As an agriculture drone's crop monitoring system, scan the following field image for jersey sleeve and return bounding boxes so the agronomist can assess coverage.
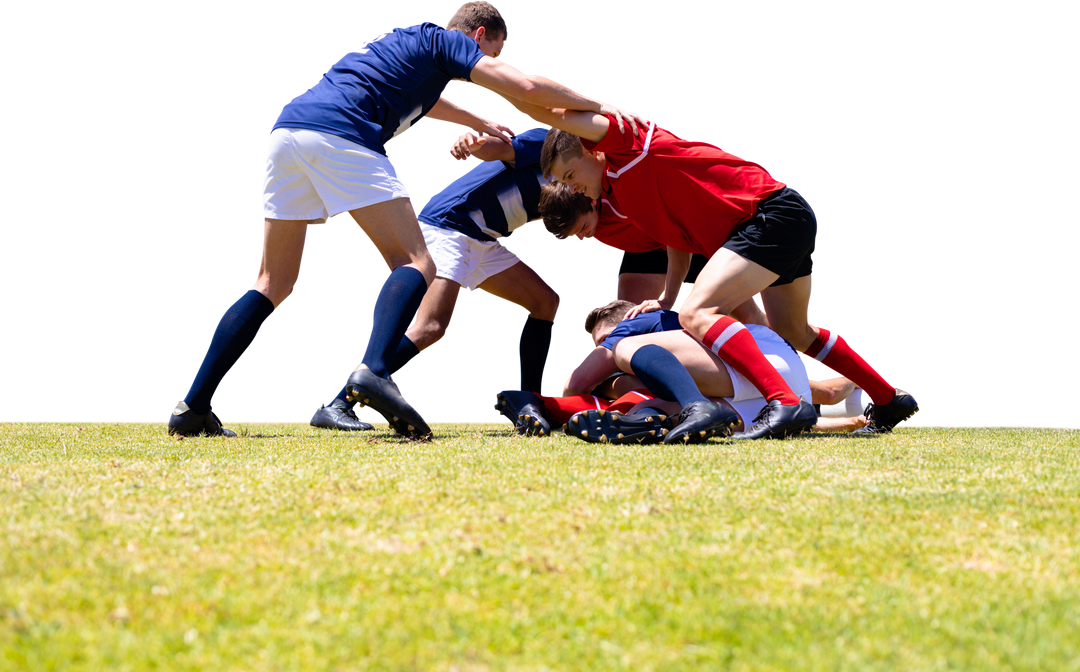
[430,26,486,81]
[508,128,548,168]
[581,115,641,155]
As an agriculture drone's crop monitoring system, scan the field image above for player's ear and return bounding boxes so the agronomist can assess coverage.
[475,26,486,41]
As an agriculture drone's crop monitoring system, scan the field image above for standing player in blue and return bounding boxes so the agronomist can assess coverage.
[168,2,643,439]
[310,128,561,431]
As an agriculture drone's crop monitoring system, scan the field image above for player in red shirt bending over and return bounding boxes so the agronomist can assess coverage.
[519,105,917,442]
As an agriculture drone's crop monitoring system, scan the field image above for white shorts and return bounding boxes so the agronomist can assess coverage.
[421,222,521,290]
[263,128,409,222]
[722,324,813,428]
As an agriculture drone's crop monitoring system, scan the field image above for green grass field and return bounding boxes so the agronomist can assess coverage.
[2,423,1078,671]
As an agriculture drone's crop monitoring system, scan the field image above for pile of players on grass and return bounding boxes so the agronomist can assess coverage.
[167,2,917,444]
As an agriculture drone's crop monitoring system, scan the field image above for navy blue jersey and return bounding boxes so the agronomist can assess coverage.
[600,310,684,350]
[418,128,548,242]
[273,23,484,156]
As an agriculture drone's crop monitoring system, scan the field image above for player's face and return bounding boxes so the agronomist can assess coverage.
[566,198,600,240]
[592,324,615,347]
[475,28,504,58]
[551,153,604,199]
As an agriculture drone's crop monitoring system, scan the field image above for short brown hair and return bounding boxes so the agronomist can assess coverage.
[538,181,593,239]
[447,2,507,41]
[540,128,584,180]
[585,300,636,337]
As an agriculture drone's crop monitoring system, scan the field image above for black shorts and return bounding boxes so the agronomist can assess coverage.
[619,249,710,283]
[721,187,816,286]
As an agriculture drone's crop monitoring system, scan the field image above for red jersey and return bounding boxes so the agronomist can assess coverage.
[592,198,663,253]
[582,116,785,256]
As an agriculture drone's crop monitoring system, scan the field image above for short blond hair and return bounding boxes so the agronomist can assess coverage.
[449,0,511,39]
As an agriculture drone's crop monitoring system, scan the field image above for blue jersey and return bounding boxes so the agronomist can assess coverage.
[600,310,684,350]
[418,128,548,242]
[273,23,484,156]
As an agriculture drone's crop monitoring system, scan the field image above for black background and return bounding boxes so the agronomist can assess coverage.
[8,6,1062,421]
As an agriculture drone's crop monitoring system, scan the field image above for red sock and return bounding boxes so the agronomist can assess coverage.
[701,316,800,405]
[804,328,895,406]
[608,390,655,414]
[540,391,657,423]
[542,395,609,425]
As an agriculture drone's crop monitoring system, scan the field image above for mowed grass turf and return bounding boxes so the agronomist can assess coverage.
[1,423,1078,671]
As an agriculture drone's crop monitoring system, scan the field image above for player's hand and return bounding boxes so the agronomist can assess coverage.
[450,132,487,160]
[475,119,514,143]
[625,299,663,319]
[597,103,647,137]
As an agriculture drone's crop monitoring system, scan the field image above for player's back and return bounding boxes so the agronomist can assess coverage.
[419,128,548,241]
[274,23,484,156]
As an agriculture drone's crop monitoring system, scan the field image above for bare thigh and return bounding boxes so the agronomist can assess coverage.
[611,331,737,398]
[679,248,778,338]
[348,198,435,284]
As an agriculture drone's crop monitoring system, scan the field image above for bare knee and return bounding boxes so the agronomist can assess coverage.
[678,306,720,340]
[409,315,449,350]
[771,320,816,352]
[531,288,560,322]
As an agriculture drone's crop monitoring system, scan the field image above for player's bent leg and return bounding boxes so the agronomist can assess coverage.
[761,277,918,433]
[479,262,559,393]
[308,280,460,436]
[169,219,310,437]
[341,198,433,439]
[403,277,462,351]
[612,332,738,399]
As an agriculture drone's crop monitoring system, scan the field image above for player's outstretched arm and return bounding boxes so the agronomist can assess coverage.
[428,97,514,143]
[449,132,516,162]
[469,56,645,139]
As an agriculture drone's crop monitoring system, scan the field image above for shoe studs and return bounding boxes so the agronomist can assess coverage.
[597,410,606,418]
[617,433,625,439]
[580,431,588,438]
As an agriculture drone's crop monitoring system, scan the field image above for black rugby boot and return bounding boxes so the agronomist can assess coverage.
[853,389,919,435]
[168,401,236,437]
[345,368,431,440]
[564,408,672,444]
[663,400,739,444]
[732,399,817,440]
[310,398,375,431]
[494,386,552,440]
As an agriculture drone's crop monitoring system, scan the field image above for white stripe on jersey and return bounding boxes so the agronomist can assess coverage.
[709,321,746,357]
[605,122,656,180]
[813,331,839,362]
[601,198,628,219]
[467,208,494,239]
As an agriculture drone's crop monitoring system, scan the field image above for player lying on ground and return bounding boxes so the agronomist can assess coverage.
[168,2,644,439]
[528,119,917,442]
[496,300,868,443]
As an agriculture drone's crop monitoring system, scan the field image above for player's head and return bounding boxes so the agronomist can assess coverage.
[539,181,598,240]
[585,300,636,346]
[541,129,605,198]
[448,2,507,58]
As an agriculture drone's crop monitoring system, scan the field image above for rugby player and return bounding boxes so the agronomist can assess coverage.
[516,106,917,441]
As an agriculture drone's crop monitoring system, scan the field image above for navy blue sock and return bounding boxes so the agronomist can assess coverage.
[332,336,421,407]
[361,267,427,378]
[519,317,553,393]
[184,290,275,414]
[629,345,708,406]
